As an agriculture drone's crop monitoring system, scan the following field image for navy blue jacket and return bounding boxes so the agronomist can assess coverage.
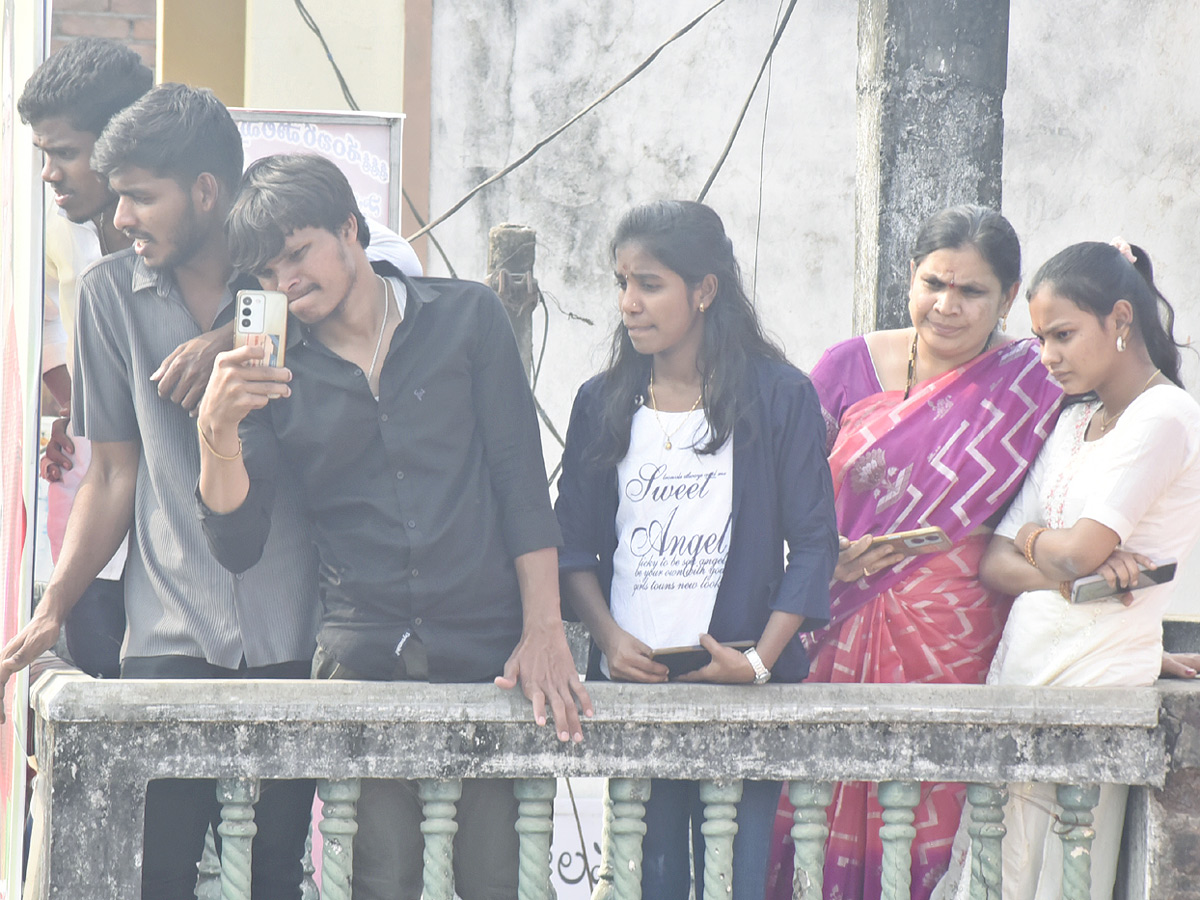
[555,357,837,682]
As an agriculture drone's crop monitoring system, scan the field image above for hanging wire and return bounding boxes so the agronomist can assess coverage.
[751,0,788,299]
[696,0,799,202]
[402,187,458,277]
[293,0,360,110]
[406,0,733,242]
[293,0,459,276]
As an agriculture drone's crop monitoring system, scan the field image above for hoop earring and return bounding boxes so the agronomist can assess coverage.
[699,304,706,312]
[1117,334,1127,352]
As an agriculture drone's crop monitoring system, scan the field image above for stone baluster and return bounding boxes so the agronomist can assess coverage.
[878,780,921,900]
[300,825,319,900]
[966,783,1007,899]
[1056,783,1100,900]
[591,779,618,900]
[196,825,222,900]
[699,779,742,900]
[317,778,361,900]
[608,778,652,900]
[216,778,260,900]
[789,781,833,899]
[515,778,557,900]
[419,778,462,900]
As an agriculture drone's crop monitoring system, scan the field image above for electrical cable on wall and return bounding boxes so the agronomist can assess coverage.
[293,0,459,277]
[406,0,733,243]
[751,0,788,301]
[695,0,799,203]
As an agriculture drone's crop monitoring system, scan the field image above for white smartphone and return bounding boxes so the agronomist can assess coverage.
[1070,558,1177,603]
[234,290,288,368]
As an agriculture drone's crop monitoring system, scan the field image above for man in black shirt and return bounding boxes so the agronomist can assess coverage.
[197,153,591,899]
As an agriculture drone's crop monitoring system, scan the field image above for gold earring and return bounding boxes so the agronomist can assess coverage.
[1117,334,1127,352]
[999,314,1008,331]
[699,304,706,312]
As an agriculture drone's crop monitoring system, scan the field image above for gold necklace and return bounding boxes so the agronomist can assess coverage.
[647,369,703,450]
[366,275,394,398]
[903,332,919,399]
[904,329,994,399]
[1097,368,1161,433]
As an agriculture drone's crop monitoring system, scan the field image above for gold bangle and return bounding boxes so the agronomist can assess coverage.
[1023,526,1048,568]
[197,422,242,461]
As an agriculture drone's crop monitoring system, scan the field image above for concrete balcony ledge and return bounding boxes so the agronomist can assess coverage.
[28,667,1200,899]
[31,670,1172,786]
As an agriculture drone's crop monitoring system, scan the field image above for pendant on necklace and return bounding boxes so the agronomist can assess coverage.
[664,440,672,450]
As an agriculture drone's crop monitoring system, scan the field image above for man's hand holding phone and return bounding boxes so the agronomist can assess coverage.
[197,341,292,447]
[195,342,292,516]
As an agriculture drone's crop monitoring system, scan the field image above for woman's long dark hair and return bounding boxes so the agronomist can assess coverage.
[1027,241,1184,387]
[590,200,787,468]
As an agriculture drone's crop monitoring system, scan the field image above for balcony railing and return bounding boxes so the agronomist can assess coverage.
[24,665,1200,900]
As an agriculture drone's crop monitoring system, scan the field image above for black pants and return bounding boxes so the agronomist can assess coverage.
[122,655,314,900]
[63,573,125,678]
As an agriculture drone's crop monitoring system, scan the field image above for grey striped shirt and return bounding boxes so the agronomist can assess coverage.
[72,249,319,667]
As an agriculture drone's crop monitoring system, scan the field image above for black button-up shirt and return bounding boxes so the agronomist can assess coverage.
[200,265,562,681]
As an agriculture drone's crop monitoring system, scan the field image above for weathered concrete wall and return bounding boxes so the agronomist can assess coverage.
[1120,682,1200,900]
[426,0,1200,612]
[426,0,859,437]
[855,0,1009,331]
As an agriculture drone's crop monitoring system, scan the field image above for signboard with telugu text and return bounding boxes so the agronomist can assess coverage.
[232,109,404,231]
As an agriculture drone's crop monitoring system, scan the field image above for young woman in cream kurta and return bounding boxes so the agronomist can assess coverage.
[935,240,1200,900]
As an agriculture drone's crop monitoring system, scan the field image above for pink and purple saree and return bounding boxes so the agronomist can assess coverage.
[767,336,1062,900]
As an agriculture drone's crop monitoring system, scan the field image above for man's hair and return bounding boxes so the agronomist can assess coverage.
[91,83,243,196]
[226,154,370,276]
[18,37,153,135]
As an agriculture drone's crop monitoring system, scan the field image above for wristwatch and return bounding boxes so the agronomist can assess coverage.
[744,647,771,685]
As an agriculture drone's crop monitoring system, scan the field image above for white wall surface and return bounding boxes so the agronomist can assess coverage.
[425,0,1200,614]
[243,0,405,112]
[427,0,858,444]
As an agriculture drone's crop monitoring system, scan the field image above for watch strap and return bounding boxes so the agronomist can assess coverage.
[744,647,771,684]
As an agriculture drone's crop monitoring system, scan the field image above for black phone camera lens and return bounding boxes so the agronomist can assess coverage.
[241,319,252,327]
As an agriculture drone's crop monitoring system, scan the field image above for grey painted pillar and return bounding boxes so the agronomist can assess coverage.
[854,0,1010,332]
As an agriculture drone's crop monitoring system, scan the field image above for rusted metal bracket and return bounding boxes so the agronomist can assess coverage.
[487,267,540,319]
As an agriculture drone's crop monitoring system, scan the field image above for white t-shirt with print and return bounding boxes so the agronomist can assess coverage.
[604,407,733,676]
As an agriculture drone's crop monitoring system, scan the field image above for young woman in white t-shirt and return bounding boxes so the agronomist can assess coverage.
[554,200,838,900]
[934,240,1200,900]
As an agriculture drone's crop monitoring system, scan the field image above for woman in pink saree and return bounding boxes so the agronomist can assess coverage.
[767,206,1063,900]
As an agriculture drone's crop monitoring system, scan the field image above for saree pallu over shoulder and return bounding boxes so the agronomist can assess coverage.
[810,339,1062,640]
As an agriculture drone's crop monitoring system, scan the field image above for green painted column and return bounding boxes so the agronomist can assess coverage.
[515,778,557,900]
[789,781,833,898]
[317,778,360,900]
[966,783,1006,899]
[1057,783,1101,900]
[608,777,652,900]
[217,777,260,900]
[419,778,463,900]
[878,780,921,900]
[700,779,742,900]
